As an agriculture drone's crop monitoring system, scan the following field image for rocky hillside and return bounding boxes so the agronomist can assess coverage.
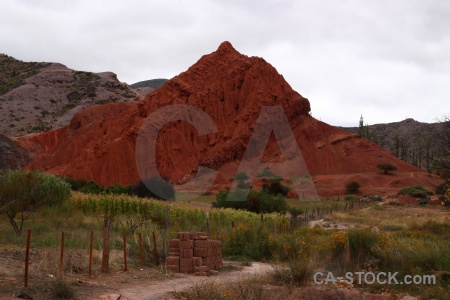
[341,118,446,170]
[17,42,443,196]
[0,54,145,136]
[0,134,30,169]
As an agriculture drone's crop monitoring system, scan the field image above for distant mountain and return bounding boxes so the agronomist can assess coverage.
[340,118,445,170]
[129,79,168,89]
[0,54,144,136]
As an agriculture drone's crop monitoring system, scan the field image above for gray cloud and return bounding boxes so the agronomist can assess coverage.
[1,0,448,126]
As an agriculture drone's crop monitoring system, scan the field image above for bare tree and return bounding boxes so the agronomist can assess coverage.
[432,115,450,176]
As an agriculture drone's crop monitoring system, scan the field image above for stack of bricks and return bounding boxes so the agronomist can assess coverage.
[166,232,223,276]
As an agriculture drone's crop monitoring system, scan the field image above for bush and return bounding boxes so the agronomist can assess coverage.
[235,172,249,181]
[344,195,357,201]
[51,279,75,299]
[377,163,397,175]
[262,178,290,196]
[64,177,133,196]
[212,189,288,214]
[132,177,175,201]
[288,207,303,218]
[237,180,252,189]
[345,181,361,194]
[435,182,447,195]
[397,185,433,198]
[257,167,275,178]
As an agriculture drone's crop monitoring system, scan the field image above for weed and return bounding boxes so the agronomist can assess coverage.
[51,279,75,299]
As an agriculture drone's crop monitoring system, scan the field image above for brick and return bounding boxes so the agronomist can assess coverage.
[206,256,214,264]
[166,265,180,273]
[166,256,179,266]
[169,247,179,253]
[194,240,208,248]
[179,240,194,249]
[180,266,193,273]
[169,239,180,248]
[180,258,193,267]
[207,247,214,256]
[182,249,193,258]
[195,266,209,272]
[193,247,208,257]
[168,252,179,257]
[210,270,219,276]
[194,257,202,266]
[191,232,208,240]
[195,271,209,276]
[201,257,207,266]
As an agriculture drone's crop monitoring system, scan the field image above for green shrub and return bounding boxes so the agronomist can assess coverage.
[377,163,397,175]
[344,195,357,201]
[33,173,71,206]
[64,177,133,196]
[262,178,290,196]
[235,172,249,181]
[212,189,288,214]
[345,181,361,194]
[237,180,252,189]
[257,167,275,178]
[51,279,75,299]
[398,185,433,198]
[288,207,304,218]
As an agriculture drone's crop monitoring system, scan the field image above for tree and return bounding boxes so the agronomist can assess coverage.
[345,181,361,194]
[377,163,397,175]
[132,177,175,201]
[432,116,450,176]
[0,170,70,236]
[235,172,249,181]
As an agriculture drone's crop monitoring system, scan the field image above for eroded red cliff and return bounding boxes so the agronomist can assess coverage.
[17,41,440,195]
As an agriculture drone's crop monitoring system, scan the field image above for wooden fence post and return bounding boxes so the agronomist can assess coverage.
[24,229,31,287]
[89,231,93,277]
[139,233,144,268]
[123,232,128,272]
[206,212,211,239]
[59,231,65,278]
[152,231,159,266]
[162,206,170,259]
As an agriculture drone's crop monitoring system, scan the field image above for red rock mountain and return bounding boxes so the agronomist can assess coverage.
[17,42,442,196]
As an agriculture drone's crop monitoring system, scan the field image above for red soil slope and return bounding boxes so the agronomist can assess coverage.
[17,42,443,196]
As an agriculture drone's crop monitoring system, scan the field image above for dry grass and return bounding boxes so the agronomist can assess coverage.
[174,276,269,300]
[328,204,448,230]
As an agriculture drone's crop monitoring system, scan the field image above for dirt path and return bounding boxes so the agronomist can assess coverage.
[80,262,273,300]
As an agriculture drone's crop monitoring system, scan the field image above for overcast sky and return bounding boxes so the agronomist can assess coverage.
[1,0,449,126]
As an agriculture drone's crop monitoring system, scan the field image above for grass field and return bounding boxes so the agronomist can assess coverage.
[1,191,449,299]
